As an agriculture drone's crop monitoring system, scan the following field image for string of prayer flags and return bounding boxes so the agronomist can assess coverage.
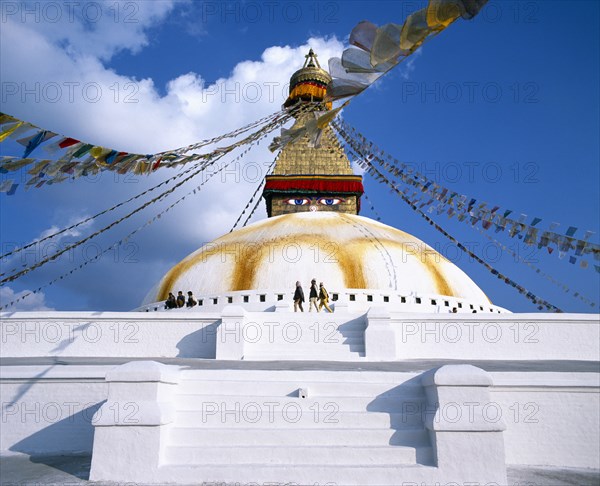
[349,143,562,311]
[0,132,273,310]
[0,121,26,142]
[269,102,346,152]
[230,157,278,232]
[0,109,292,194]
[342,136,562,312]
[0,111,289,283]
[0,180,18,195]
[326,0,488,103]
[333,118,600,263]
[361,191,383,222]
[475,225,597,308]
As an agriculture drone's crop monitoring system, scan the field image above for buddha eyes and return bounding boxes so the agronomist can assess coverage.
[318,198,343,206]
[285,197,344,206]
[286,198,310,206]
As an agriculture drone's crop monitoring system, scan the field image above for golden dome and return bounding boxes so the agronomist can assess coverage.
[142,212,496,309]
[284,49,332,108]
[289,60,332,89]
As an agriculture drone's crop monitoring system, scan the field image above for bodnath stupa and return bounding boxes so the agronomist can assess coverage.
[141,50,505,316]
[1,50,598,486]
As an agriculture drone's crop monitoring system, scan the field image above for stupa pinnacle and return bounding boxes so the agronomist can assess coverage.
[263,49,364,217]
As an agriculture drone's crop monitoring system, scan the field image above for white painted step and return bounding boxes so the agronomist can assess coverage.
[238,325,367,341]
[174,394,426,412]
[164,444,432,466]
[177,379,423,397]
[173,410,425,428]
[179,369,421,383]
[240,332,366,347]
[155,463,437,485]
[244,346,366,354]
[243,353,366,361]
[168,426,430,447]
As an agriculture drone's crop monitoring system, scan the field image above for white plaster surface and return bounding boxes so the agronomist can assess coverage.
[2,311,597,361]
[0,311,219,358]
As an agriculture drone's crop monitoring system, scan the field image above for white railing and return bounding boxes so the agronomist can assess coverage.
[135,288,510,314]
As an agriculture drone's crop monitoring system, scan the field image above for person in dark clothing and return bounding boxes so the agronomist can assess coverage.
[309,278,319,312]
[176,291,185,308]
[293,281,305,312]
[186,291,197,307]
[165,292,177,309]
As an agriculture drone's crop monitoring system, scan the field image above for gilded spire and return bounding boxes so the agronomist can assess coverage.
[262,50,364,218]
[304,48,319,68]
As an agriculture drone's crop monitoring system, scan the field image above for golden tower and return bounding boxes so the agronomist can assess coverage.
[263,49,364,217]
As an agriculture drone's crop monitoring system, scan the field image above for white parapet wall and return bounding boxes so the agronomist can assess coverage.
[0,311,219,358]
[0,365,110,454]
[490,372,600,469]
[388,312,600,361]
[2,310,598,362]
[89,361,180,482]
[422,364,508,484]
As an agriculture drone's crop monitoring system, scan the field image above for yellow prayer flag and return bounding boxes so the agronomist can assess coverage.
[426,0,461,29]
[0,114,17,125]
[0,122,23,143]
[316,100,350,129]
[400,8,432,51]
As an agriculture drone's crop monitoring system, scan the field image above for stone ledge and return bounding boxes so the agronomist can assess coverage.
[105,361,180,384]
[422,364,493,387]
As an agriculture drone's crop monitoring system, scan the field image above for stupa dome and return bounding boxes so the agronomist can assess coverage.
[142,212,494,308]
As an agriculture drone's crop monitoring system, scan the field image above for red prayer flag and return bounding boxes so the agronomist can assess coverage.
[59,137,80,148]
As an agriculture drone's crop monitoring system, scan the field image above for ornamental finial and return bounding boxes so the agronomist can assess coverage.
[304,48,321,69]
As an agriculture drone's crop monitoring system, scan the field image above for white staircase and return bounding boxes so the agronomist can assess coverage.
[90,362,508,485]
[237,311,368,361]
[157,369,434,484]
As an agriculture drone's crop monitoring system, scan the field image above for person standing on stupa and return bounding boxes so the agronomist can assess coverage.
[293,281,305,312]
[318,282,333,313]
[309,279,319,312]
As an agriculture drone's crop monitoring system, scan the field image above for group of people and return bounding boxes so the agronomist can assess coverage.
[293,279,332,313]
[165,291,197,309]
[165,280,333,312]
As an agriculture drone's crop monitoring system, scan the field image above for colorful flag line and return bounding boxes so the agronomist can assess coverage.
[333,119,599,264]
[0,108,293,194]
[0,132,272,311]
[0,112,291,285]
[340,128,563,312]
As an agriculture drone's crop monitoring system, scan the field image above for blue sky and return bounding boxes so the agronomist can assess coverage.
[0,0,598,313]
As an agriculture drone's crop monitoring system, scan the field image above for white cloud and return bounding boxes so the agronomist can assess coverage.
[0,286,55,311]
[38,214,93,240]
[0,2,345,310]
[2,1,179,61]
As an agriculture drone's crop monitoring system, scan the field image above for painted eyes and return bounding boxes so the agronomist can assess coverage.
[286,197,344,206]
[318,198,343,206]
[286,198,311,206]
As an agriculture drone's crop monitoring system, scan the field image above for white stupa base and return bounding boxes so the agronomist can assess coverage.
[1,309,598,484]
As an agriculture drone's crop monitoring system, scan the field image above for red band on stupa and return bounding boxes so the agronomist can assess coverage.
[264,175,364,195]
